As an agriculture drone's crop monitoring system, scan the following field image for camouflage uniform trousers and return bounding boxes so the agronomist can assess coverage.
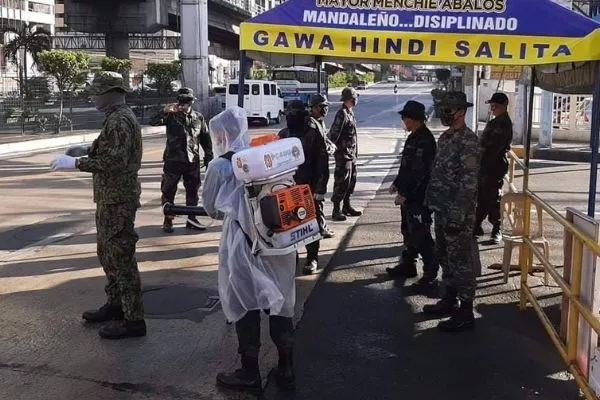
[331,154,357,204]
[96,202,144,321]
[475,174,504,227]
[401,205,438,278]
[306,198,328,262]
[434,211,479,301]
[161,161,201,207]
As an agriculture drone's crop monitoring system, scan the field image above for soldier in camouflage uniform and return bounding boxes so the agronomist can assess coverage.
[153,88,213,233]
[328,87,362,221]
[474,93,513,244]
[50,71,146,340]
[423,91,480,333]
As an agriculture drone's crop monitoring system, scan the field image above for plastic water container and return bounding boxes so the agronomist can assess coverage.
[232,137,305,182]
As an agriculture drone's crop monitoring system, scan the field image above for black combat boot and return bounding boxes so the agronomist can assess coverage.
[332,203,347,222]
[386,259,417,279]
[423,289,458,316]
[342,200,362,217]
[273,346,295,390]
[162,217,174,233]
[438,300,475,332]
[98,319,147,339]
[82,303,124,323]
[186,216,207,231]
[411,276,439,294]
[490,224,502,244]
[216,354,262,395]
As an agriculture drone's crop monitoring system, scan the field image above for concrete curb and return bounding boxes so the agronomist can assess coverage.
[533,147,595,163]
[0,126,165,157]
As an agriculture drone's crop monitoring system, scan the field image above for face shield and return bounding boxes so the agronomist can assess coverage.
[209,106,250,158]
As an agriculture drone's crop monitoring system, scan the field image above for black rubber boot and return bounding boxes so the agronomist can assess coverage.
[386,260,417,279]
[438,300,475,332]
[98,320,147,339]
[491,225,502,244]
[342,200,362,217]
[186,216,207,231]
[162,217,174,233]
[216,355,262,395]
[423,291,458,316]
[332,203,347,222]
[270,316,295,391]
[82,303,124,323]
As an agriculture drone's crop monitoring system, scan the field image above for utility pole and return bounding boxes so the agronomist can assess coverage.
[180,0,209,114]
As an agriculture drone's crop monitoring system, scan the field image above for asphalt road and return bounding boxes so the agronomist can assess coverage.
[0,81,590,399]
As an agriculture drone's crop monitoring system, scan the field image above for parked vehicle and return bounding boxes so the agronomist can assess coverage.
[226,80,284,125]
[271,66,328,107]
[213,86,226,109]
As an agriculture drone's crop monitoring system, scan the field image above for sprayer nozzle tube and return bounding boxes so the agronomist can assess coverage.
[163,203,208,217]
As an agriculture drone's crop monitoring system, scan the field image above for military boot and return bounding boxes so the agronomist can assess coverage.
[98,319,147,339]
[386,259,417,279]
[82,303,124,323]
[216,354,262,395]
[423,289,458,316]
[411,276,439,294]
[491,224,502,244]
[438,300,475,332]
[332,203,347,222]
[186,216,207,231]
[162,217,174,233]
[342,200,362,217]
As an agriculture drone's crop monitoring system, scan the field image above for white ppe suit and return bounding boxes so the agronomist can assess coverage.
[202,107,296,323]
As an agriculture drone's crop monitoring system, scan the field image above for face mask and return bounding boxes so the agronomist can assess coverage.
[440,108,457,126]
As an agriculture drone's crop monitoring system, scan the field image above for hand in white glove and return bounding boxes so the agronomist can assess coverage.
[50,154,77,171]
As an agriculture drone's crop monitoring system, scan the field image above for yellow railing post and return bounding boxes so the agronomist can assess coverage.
[567,240,584,363]
[518,166,531,311]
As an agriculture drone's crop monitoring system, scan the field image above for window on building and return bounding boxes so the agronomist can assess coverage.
[29,1,52,14]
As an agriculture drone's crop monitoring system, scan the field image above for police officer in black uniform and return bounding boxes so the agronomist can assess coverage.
[328,87,362,221]
[286,96,334,275]
[474,92,513,244]
[154,88,213,233]
[386,101,439,289]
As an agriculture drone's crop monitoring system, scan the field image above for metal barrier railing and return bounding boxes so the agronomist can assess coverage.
[505,148,600,400]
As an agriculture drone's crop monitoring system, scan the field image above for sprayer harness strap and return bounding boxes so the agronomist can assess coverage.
[220,151,253,249]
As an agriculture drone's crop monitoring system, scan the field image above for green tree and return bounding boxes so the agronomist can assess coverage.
[2,23,51,97]
[38,50,90,134]
[100,56,132,75]
[146,61,182,97]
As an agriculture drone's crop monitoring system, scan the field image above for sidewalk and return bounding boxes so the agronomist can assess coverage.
[0,126,166,157]
[262,170,580,400]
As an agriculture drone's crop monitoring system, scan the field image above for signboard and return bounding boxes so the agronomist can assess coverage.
[490,65,521,80]
[561,208,600,377]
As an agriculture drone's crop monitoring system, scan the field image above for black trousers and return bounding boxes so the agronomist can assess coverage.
[161,161,201,208]
[306,198,327,262]
[475,174,504,228]
[400,205,438,278]
[235,310,294,370]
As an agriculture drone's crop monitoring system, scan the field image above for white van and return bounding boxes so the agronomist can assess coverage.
[226,80,284,125]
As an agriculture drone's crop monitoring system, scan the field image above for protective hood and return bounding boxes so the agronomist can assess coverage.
[209,106,250,157]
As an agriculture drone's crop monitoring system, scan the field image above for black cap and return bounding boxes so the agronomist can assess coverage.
[177,87,196,102]
[398,100,426,121]
[486,92,509,105]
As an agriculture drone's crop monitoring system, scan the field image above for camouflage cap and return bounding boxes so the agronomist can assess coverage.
[88,71,131,95]
[439,91,473,109]
[177,87,196,101]
[341,87,359,101]
[309,93,328,107]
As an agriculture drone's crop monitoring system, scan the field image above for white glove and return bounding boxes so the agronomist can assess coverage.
[50,155,77,171]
